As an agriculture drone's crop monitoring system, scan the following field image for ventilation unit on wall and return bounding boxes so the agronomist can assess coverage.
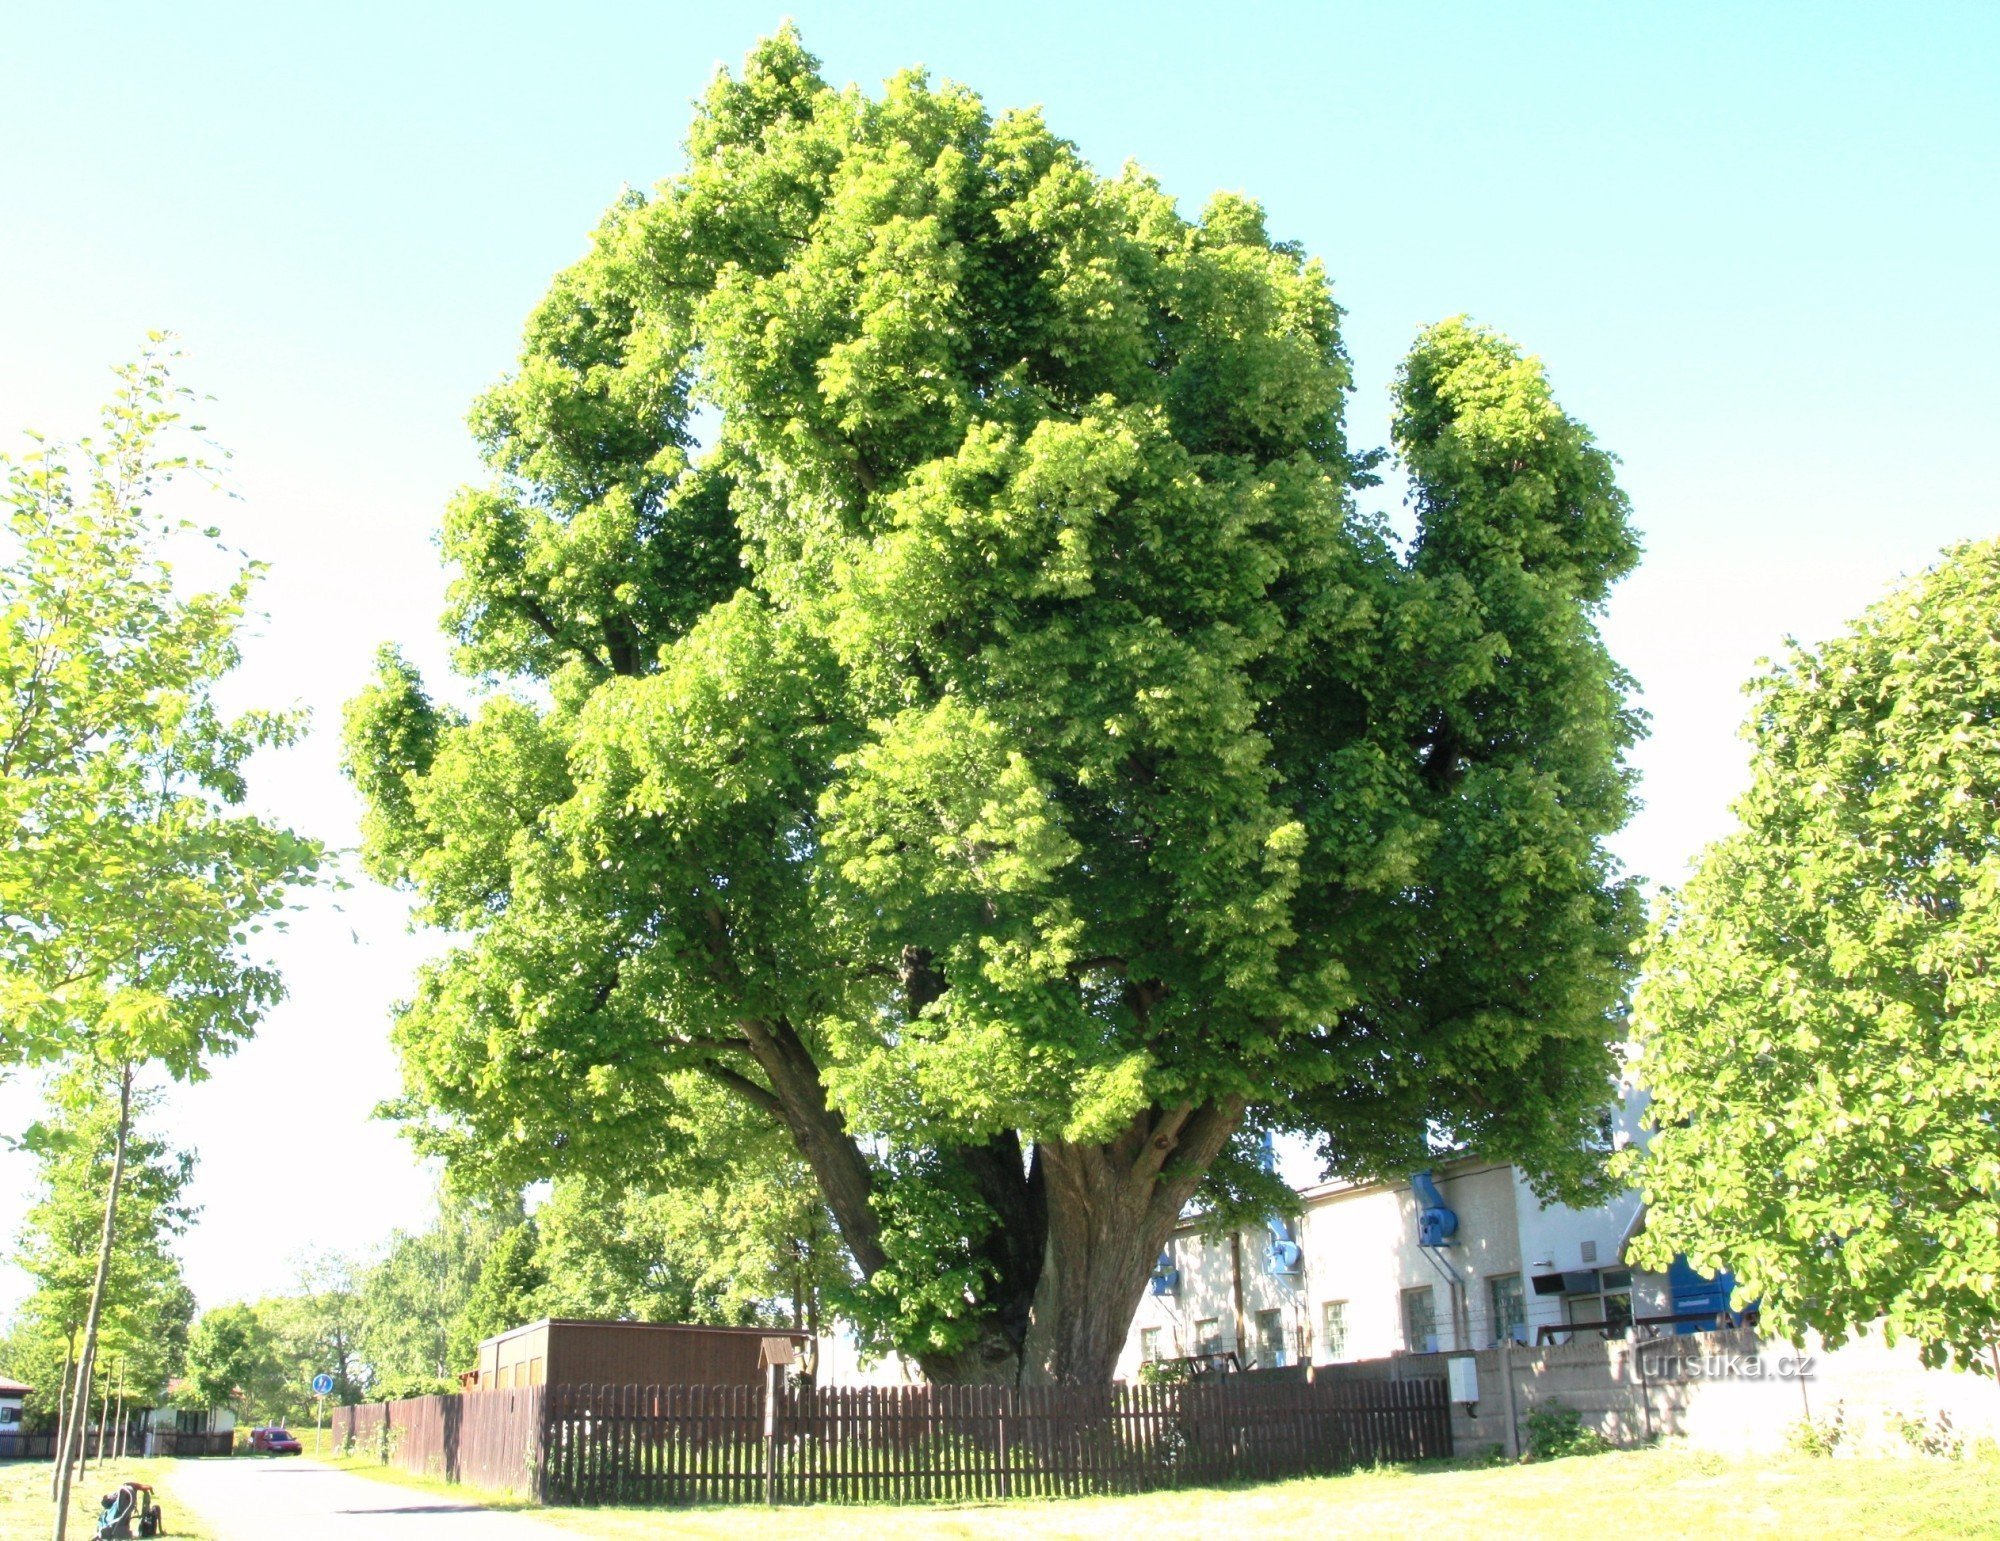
[1410,1170,1459,1248]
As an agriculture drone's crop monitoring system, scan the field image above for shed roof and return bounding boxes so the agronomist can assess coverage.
[0,1377,32,1396]
[477,1318,811,1351]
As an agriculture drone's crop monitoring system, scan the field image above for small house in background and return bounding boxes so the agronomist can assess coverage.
[141,1381,237,1456]
[0,1376,38,1460]
[469,1320,811,1392]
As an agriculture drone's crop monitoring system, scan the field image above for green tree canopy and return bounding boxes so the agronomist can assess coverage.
[1630,538,2000,1371]
[13,1063,197,1345]
[447,1221,548,1371]
[179,1303,262,1413]
[347,28,1642,1384]
[0,342,322,1077]
[5,1064,198,1428]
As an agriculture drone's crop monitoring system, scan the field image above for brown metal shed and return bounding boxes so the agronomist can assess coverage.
[472,1319,809,1391]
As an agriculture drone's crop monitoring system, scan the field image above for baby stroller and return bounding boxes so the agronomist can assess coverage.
[95,1480,163,1539]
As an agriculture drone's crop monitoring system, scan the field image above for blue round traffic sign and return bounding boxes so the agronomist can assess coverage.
[311,1374,335,1396]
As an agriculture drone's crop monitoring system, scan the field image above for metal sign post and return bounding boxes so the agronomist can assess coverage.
[311,1374,335,1455]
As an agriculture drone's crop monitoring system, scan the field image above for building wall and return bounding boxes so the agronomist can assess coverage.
[481,1320,551,1388]
[1116,1148,1674,1380]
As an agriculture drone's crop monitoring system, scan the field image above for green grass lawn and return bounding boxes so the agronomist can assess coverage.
[0,1457,213,1541]
[321,1444,2000,1540]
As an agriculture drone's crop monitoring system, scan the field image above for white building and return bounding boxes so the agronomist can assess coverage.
[0,1375,28,1431]
[1116,1104,1676,1380]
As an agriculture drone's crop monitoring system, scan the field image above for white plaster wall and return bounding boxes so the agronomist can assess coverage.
[1392,1164,1523,1352]
[1297,1183,1408,1364]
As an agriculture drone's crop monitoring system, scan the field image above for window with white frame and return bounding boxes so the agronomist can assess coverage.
[1194,1317,1223,1356]
[1140,1327,1164,1362]
[1320,1299,1348,1361]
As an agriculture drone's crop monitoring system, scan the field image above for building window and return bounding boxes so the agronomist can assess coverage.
[1140,1327,1164,1363]
[1255,1309,1286,1368]
[1402,1286,1438,1354]
[1320,1300,1348,1361]
[1489,1274,1526,1345]
[1194,1317,1223,1356]
[0,1405,19,1426]
[1566,1267,1635,1337]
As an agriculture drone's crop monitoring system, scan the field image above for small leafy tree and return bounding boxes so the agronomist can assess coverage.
[180,1304,264,1417]
[293,1252,369,1405]
[0,344,320,1532]
[447,1222,547,1370]
[11,1061,196,1465]
[1629,539,2000,1371]
[357,1196,518,1387]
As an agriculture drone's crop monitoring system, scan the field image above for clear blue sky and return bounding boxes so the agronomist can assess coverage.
[1,2,1994,1316]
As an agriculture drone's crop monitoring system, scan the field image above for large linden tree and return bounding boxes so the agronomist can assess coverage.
[347,29,1643,1386]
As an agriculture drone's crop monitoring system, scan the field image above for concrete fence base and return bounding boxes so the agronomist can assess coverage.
[1319,1326,2000,1457]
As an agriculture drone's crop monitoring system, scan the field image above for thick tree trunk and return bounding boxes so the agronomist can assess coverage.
[724,1008,1245,1389]
[1019,1098,1246,1386]
[51,1060,132,1541]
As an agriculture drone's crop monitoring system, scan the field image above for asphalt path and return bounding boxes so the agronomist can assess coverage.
[162,1457,562,1540]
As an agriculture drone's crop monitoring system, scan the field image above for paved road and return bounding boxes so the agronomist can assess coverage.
[163,1458,561,1540]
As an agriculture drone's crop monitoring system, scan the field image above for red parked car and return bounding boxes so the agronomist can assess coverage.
[249,1426,303,1455]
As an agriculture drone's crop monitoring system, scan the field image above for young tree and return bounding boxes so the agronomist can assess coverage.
[1629,539,2000,1372]
[346,30,1641,1385]
[357,1196,519,1393]
[11,1063,196,1473]
[446,1222,547,1371]
[292,1252,369,1405]
[179,1304,263,1417]
[0,345,321,1532]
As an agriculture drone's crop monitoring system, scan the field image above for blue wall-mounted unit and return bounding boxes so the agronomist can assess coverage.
[1667,1254,1738,1332]
[1267,1216,1303,1276]
[1150,1250,1180,1296]
[1411,1170,1459,1248]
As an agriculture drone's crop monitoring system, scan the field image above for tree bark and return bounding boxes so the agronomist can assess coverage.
[736,1017,890,1278]
[51,1060,132,1541]
[48,1330,73,1499]
[1018,1098,1246,1386]
[719,1010,1247,1387]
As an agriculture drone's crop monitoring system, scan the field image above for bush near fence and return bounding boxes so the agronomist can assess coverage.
[337,1374,1450,1508]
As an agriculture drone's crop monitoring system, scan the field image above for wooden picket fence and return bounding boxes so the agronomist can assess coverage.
[336,1375,1448,1507]
[540,1375,1450,1507]
[333,1387,547,1493]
